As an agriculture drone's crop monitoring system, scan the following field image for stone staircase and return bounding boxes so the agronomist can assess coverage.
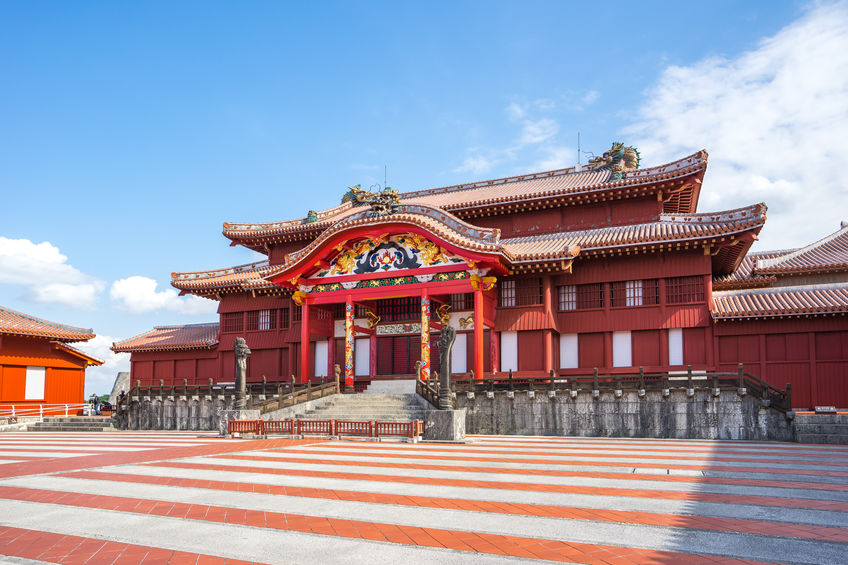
[794,413,848,444]
[27,416,118,432]
[294,391,430,422]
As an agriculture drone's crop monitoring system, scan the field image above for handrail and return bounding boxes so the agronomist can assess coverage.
[0,403,90,420]
[227,418,424,440]
[449,364,792,413]
[416,379,440,408]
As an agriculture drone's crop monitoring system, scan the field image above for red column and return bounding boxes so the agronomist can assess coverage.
[369,334,377,376]
[542,276,553,373]
[489,328,499,374]
[300,300,310,383]
[474,287,484,379]
[344,295,355,390]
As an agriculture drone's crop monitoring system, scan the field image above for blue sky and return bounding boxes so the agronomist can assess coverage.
[1,1,846,394]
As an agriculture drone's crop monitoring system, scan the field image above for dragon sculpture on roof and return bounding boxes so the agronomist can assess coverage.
[342,184,400,216]
[588,142,641,180]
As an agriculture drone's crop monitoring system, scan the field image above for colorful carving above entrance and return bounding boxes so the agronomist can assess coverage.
[307,270,469,293]
[317,234,465,277]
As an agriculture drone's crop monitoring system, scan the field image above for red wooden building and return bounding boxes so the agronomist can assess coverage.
[1,306,103,415]
[112,146,848,408]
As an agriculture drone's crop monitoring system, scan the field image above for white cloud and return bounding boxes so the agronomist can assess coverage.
[0,237,104,308]
[624,2,848,249]
[533,146,575,171]
[72,334,129,397]
[505,103,526,120]
[582,90,599,105]
[110,276,217,315]
[518,118,559,145]
[453,155,496,175]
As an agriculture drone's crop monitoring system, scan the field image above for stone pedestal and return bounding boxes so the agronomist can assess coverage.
[424,409,466,441]
[217,409,260,436]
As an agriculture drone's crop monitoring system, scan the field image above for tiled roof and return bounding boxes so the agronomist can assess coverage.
[222,151,708,244]
[712,249,787,290]
[111,323,220,353]
[712,283,848,320]
[754,224,848,275]
[501,203,766,258]
[0,306,95,342]
[172,260,283,294]
[51,342,104,366]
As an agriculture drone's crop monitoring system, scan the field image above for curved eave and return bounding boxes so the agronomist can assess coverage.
[754,264,848,276]
[51,342,104,366]
[712,276,777,291]
[111,342,219,353]
[713,310,848,321]
[0,328,96,342]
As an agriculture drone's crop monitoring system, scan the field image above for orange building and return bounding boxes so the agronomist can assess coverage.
[0,306,103,416]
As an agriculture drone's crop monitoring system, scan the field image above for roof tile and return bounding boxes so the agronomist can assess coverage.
[111,323,219,353]
[0,306,95,342]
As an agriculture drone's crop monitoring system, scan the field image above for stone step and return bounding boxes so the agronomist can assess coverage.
[794,424,848,435]
[28,425,117,432]
[796,433,848,445]
[794,414,848,425]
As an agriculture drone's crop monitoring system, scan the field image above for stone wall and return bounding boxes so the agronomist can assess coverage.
[455,388,795,441]
[114,397,236,431]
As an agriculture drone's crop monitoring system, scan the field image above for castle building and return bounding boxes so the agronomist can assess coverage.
[112,146,848,408]
[1,306,102,413]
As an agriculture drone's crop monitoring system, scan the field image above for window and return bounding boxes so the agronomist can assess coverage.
[25,366,45,400]
[222,312,243,333]
[558,285,576,311]
[450,293,473,311]
[612,331,632,367]
[279,307,290,329]
[499,278,542,307]
[333,304,345,319]
[292,305,302,322]
[245,310,274,331]
[665,276,705,304]
[375,297,419,322]
[355,304,369,318]
[499,280,516,307]
[576,283,604,309]
[611,280,658,307]
[500,331,518,371]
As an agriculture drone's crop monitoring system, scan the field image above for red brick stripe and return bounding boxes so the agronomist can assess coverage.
[302,443,848,465]
[259,448,848,477]
[0,525,264,564]
[56,470,848,543]
[0,486,773,564]
[201,454,848,492]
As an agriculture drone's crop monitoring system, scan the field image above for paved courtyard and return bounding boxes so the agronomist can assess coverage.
[0,432,845,564]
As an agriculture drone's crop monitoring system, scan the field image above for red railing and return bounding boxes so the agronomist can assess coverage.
[226,418,423,440]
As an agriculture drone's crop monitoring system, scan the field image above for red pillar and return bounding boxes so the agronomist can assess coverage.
[474,287,484,379]
[489,328,499,374]
[369,334,377,376]
[300,300,310,383]
[542,276,553,373]
[344,295,355,390]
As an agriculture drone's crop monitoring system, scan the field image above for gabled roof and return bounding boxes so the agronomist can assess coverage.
[223,151,708,251]
[172,260,283,296]
[0,306,95,342]
[754,224,848,275]
[51,342,104,366]
[111,323,220,353]
[712,283,848,320]
[712,249,787,290]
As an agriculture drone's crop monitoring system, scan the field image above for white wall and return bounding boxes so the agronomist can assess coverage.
[355,338,370,376]
[314,341,328,376]
[559,334,578,369]
[25,366,45,400]
[668,328,684,366]
[453,333,467,373]
[612,331,632,368]
[500,331,518,372]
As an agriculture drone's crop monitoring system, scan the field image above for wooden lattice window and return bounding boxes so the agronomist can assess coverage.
[558,285,577,311]
[279,307,290,329]
[665,276,705,304]
[375,297,419,323]
[245,309,276,331]
[221,312,243,333]
[499,278,542,307]
[333,304,345,319]
[576,283,604,309]
[611,280,658,307]
[292,305,302,322]
[450,293,473,311]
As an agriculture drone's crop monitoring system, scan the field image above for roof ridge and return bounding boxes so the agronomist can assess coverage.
[152,322,220,329]
[714,281,848,296]
[755,224,848,271]
[0,305,94,336]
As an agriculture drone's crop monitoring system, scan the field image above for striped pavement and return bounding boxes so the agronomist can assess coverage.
[0,433,846,563]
